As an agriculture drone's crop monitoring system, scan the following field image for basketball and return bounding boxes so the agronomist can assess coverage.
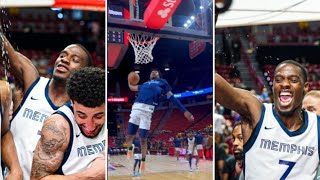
[128,72,140,85]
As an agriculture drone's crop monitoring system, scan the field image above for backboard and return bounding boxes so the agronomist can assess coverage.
[107,0,213,42]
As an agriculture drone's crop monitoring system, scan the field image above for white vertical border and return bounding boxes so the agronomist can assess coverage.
[212,3,216,180]
[105,0,108,179]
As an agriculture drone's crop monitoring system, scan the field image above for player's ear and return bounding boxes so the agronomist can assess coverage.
[303,82,309,95]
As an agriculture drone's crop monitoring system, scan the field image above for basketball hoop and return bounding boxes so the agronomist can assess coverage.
[128,33,159,64]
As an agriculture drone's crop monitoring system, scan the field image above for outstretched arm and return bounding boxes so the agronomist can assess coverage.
[167,91,194,121]
[1,81,23,180]
[215,73,263,142]
[0,34,39,92]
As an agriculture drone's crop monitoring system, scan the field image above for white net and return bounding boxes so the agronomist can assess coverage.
[128,33,159,64]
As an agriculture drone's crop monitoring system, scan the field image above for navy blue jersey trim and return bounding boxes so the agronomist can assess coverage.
[272,108,308,137]
[243,104,266,153]
[54,110,74,175]
[11,77,41,121]
[45,80,60,110]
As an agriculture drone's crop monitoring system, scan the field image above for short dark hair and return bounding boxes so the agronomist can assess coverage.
[67,67,105,107]
[232,121,242,133]
[277,60,308,82]
[74,44,94,67]
[150,68,162,78]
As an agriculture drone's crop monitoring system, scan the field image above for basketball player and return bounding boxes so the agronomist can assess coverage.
[302,90,320,180]
[30,67,105,179]
[0,81,23,179]
[132,136,141,177]
[215,60,319,179]
[195,131,205,160]
[302,90,320,115]
[126,69,194,171]
[0,33,93,179]
[186,132,198,172]
[173,134,182,160]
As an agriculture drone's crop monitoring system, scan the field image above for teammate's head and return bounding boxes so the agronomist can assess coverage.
[302,90,320,115]
[273,60,309,116]
[232,122,243,160]
[53,44,93,83]
[67,67,105,138]
[150,69,161,80]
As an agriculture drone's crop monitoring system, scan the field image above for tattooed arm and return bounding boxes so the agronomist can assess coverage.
[31,114,106,180]
[30,114,70,180]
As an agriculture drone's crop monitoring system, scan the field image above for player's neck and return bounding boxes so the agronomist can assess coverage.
[278,109,304,132]
[48,79,70,106]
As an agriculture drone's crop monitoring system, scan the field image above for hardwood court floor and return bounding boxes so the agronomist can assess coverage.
[108,155,213,180]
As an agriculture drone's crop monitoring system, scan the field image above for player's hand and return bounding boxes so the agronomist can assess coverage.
[86,157,105,180]
[184,111,194,121]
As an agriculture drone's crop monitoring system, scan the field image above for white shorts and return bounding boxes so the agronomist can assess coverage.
[187,147,198,156]
[196,144,203,150]
[175,147,180,152]
[134,153,142,160]
[129,104,153,130]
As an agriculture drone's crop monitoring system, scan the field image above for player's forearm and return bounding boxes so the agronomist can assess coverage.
[1,131,22,179]
[171,96,187,112]
[40,171,104,180]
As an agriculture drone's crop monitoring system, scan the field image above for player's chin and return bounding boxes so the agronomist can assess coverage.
[81,126,102,138]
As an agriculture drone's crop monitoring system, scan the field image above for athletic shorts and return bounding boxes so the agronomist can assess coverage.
[196,144,203,150]
[175,147,180,151]
[187,147,198,156]
[129,106,153,130]
[134,153,142,160]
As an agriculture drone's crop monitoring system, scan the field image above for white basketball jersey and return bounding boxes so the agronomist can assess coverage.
[244,103,320,179]
[187,137,196,152]
[10,77,62,179]
[54,103,105,175]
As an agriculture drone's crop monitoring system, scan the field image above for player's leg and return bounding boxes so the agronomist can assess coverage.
[176,148,180,160]
[137,160,141,176]
[126,110,141,159]
[132,158,138,176]
[139,130,149,171]
[194,147,199,169]
[138,111,152,171]
[188,153,193,172]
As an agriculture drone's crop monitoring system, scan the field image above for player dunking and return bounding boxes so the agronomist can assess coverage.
[126,69,194,172]
[216,60,319,179]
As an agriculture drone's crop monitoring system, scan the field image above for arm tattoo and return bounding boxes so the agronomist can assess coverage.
[31,120,68,179]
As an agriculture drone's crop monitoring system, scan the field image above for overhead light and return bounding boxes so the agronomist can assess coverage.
[51,8,62,11]
[191,16,195,20]
[57,13,64,19]
[184,23,188,27]
[200,6,204,10]
[187,20,191,24]
[164,67,170,71]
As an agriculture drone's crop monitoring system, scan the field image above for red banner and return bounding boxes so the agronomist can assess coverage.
[144,0,181,29]
[53,0,105,11]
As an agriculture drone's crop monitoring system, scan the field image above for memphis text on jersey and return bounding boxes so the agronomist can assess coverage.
[23,108,49,123]
[260,138,315,156]
[77,140,105,157]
